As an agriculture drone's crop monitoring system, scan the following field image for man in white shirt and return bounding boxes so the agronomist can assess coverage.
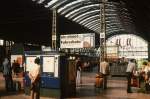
[99,59,110,89]
[126,59,136,93]
[29,57,41,99]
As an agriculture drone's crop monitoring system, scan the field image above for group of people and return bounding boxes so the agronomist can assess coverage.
[126,59,150,93]
[98,58,150,93]
[99,58,150,93]
[2,57,41,99]
[75,57,110,89]
[27,57,150,99]
[2,58,23,91]
[3,55,150,99]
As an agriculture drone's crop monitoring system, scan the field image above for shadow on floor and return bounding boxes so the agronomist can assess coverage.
[0,89,24,97]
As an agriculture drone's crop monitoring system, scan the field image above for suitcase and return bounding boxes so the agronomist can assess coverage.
[95,73,103,88]
[131,76,139,87]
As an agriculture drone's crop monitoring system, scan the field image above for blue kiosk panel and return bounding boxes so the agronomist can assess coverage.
[41,76,60,89]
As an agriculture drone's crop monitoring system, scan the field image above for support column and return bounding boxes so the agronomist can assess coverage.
[99,0,107,64]
[52,9,57,50]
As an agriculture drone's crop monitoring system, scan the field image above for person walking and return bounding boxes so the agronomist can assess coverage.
[126,59,136,93]
[99,59,110,89]
[75,57,82,87]
[2,58,13,91]
[29,57,41,99]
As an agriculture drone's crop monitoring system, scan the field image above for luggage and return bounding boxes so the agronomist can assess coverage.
[131,75,139,87]
[95,73,103,88]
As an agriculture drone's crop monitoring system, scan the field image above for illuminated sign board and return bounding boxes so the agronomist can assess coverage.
[60,33,95,48]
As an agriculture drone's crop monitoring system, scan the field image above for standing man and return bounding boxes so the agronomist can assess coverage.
[12,60,20,76]
[29,57,41,99]
[126,59,136,93]
[99,59,110,89]
[2,58,13,91]
[75,57,82,87]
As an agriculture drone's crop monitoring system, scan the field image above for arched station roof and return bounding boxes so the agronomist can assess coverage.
[44,0,131,34]
[0,0,150,45]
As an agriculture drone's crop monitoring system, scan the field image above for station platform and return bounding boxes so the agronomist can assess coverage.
[0,72,150,99]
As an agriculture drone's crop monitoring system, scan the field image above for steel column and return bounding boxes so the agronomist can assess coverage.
[99,0,107,64]
[52,9,57,50]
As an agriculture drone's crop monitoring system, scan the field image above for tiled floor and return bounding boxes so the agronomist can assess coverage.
[0,72,150,99]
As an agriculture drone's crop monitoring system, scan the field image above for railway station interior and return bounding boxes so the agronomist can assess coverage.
[0,0,150,99]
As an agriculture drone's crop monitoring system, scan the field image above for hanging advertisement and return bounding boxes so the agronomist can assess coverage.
[60,33,95,48]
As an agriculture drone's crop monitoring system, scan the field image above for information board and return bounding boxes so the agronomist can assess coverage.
[43,56,55,73]
[26,56,37,71]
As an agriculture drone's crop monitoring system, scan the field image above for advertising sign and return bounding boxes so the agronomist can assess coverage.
[26,56,37,71]
[11,55,23,67]
[42,56,59,77]
[43,56,55,73]
[60,33,95,48]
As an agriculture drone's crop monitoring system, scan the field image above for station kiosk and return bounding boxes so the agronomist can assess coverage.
[24,51,76,98]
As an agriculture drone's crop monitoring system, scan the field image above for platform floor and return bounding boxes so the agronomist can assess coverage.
[0,72,150,99]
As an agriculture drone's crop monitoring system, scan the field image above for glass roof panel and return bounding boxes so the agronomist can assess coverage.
[46,0,59,8]
[87,23,100,29]
[79,15,100,24]
[73,10,99,22]
[52,0,69,9]
[58,0,86,13]
[84,20,100,27]
[65,4,99,18]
